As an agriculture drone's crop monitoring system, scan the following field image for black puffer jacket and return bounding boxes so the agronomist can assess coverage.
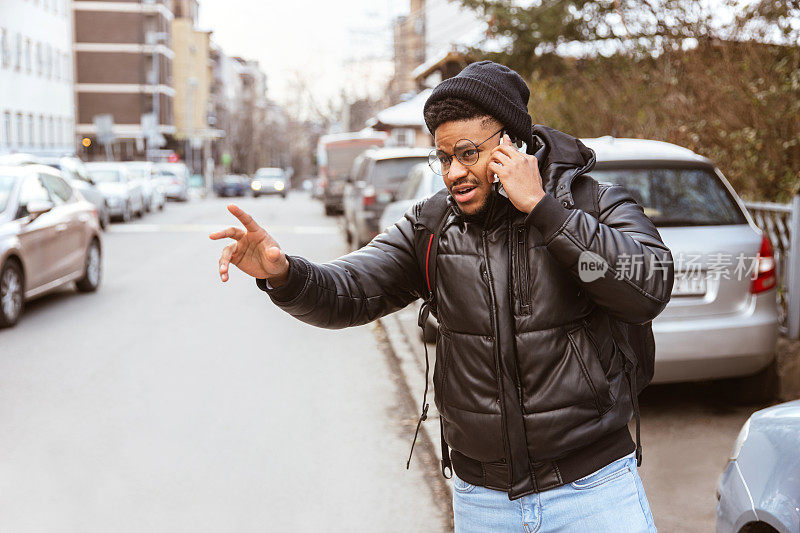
[259,126,674,500]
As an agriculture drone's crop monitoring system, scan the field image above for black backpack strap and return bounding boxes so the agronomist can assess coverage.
[407,190,453,478]
[574,175,644,466]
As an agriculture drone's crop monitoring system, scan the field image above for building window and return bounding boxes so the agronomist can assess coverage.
[27,114,34,146]
[39,115,45,147]
[15,33,22,71]
[45,43,51,79]
[0,29,8,69]
[49,116,55,147]
[15,113,22,147]
[2,112,8,146]
[24,38,31,73]
[35,41,41,76]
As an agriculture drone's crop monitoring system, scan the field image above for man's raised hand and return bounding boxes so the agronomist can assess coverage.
[209,204,290,285]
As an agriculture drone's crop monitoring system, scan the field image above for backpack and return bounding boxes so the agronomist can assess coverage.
[404,176,655,479]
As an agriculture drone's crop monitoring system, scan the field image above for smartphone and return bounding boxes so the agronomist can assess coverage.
[493,130,528,184]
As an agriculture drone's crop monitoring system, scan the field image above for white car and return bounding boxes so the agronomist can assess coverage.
[379,163,444,232]
[84,162,145,222]
[153,162,190,202]
[581,136,779,401]
[122,161,166,212]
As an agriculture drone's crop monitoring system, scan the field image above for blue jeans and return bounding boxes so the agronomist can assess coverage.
[452,452,657,532]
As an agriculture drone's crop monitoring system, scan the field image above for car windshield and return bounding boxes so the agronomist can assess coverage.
[373,157,427,191]
[256,169,284,180]
[0,175,15,213]
[589,165,746,227]
[89,169,123,183]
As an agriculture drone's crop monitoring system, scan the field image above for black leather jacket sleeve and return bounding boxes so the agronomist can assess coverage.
[525,185,674,325]
[257,208,424,329]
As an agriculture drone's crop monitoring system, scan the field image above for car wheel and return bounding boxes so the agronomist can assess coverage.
[121,202,132,223]
[721,358,779,405]
[324,205,336,216]
[76,239,102,292]
[0,260,24,328]
[100,209,110,230]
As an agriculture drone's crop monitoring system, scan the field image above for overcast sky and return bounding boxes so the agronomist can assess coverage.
[198,0,406,110]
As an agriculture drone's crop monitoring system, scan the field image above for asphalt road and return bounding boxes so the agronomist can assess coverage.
[0,192,450,533]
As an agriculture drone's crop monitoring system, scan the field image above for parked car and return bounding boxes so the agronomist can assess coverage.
[122,161,166,212]
[379,163,445,231]
[41,156,111,230]
[0,163,103,327]
[343,147,430,248]
[153,162,190,202]
[581,136,779,400]
[252,167,288,198]
[214,174,251,197]
[1,154,112,230]
[716,400,800,533]
[85,162,145,222]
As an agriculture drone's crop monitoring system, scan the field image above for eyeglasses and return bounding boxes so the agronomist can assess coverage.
[428,127,504,176]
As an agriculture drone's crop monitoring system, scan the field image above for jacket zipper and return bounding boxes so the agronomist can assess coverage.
[515,226,531,314]
[481,199,514,487]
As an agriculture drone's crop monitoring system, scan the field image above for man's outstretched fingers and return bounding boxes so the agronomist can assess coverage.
[219,243,236,282]
[209,227,245,241]
[227,204,262,233]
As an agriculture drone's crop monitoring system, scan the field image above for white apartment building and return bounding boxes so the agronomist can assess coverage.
[0,0,76,156]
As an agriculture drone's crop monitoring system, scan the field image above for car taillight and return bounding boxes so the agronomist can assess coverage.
[362,185,376,206]
[750,235,776,294]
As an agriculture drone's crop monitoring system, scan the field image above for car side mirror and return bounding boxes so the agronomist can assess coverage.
[26,200,54,220]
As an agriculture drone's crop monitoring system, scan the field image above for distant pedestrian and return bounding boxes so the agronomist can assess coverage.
[211,61,673,532]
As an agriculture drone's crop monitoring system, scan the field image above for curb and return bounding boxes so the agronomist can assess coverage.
[378,305,452,499]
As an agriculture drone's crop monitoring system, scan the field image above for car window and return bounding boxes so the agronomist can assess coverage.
[0,174,15,214]
[42,174,74,204]
[371,157,428,191]
[17,174,51,218]
[590,166,747,227]
[89,169,124,183]
[399,165,424,200]
[426,174,444,197]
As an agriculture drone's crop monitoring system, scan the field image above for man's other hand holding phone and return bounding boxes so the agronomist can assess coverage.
[487,133,546,214]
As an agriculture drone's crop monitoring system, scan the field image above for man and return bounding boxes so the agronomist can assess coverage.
[210,61,672,532]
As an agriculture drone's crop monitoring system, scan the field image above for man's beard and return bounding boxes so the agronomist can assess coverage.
[461,189,495,224]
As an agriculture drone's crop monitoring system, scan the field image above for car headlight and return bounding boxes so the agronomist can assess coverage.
[729,418,751,461]
[251,180,262,191]
[273,181,285,191]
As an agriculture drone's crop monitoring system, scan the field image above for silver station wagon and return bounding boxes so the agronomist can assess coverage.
[582,136,779,401]
[0,163,103,328]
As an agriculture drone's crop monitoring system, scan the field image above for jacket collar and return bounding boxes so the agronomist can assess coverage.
[531,124,596,209]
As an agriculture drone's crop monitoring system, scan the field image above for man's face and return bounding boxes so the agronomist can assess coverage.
[434,117,502,216]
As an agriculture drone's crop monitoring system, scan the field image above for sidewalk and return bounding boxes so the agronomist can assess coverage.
[378,302,452,499]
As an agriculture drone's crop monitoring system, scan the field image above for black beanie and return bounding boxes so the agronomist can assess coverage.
[423,60,532,147]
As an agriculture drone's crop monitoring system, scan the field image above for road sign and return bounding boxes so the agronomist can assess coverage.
[141,113,166,148]
[93,114,116,145]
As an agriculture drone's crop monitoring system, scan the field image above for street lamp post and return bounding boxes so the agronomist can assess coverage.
[145,31,169,161]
